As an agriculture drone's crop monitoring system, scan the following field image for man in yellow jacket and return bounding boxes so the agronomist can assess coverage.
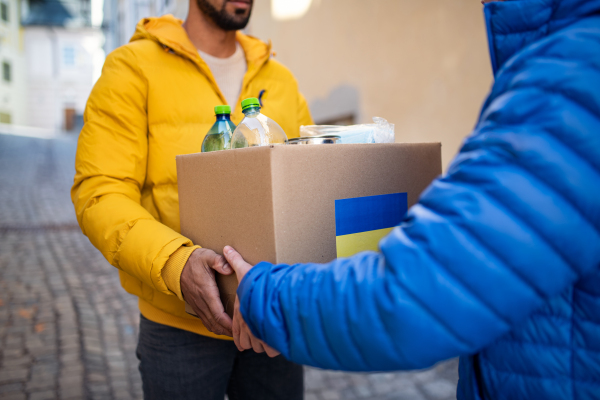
[71,0,313,398]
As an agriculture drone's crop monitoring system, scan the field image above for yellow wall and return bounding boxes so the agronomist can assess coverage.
[248,0,494,169]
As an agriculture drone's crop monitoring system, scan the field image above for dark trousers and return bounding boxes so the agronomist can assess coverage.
[136,315,304,400]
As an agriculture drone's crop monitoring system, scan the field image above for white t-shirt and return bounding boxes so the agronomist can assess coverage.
[198,43,247,111]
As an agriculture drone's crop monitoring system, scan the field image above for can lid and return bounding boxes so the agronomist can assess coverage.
[241,98,260,111]
[214,105,231,115]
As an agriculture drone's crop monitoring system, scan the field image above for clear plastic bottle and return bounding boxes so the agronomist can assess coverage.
[230,98,288,149]
[201,105,236,152]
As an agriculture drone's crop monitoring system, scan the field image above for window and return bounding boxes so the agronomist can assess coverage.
[63,47,75,66]
[2,61,10,82]
[0,1,7,23]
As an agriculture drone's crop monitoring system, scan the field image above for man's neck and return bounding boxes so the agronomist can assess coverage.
[183,2,238,58]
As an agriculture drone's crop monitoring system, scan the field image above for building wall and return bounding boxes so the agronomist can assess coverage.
[103,0,188,53]
[24,26,103,129]
[247,0,494,169]
[0,0,27,125]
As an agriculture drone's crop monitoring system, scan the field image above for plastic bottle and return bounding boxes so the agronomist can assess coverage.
[230,98,288,149]
[201,105,236,152]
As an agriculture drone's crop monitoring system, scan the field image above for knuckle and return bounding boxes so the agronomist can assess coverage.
[203,320,216,332]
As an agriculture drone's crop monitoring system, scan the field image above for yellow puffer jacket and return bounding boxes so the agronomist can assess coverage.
[71,15,313,339]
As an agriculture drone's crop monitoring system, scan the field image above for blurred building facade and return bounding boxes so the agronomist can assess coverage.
[248,0,494,168]
[20,0,103,131]
[103,0,187,53]
[0,0,27,125]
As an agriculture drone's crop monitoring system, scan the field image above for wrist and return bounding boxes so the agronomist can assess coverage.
[163,245,201,301]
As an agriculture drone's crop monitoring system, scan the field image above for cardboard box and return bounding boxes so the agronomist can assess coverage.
[177,143,441,317]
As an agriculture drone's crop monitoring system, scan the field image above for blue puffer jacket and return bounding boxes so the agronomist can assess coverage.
[237,0,600,399]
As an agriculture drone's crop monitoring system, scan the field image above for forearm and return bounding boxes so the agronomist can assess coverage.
[239,251,474,371]
[74,182,194,293]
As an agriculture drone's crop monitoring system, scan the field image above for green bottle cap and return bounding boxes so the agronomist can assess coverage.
[241,98,261,111]
[214,105,231,115]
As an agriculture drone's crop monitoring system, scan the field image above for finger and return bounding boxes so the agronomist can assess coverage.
[205,299,232,336]
[239,327,253,351]
[201,283,233,335]
[196,293,232,336]
[209,253,233,276]
[191,300,218,334]
[262,342,280,358]
[232,315,243,351]
[213,310,233,337]
[223,246,252,280]
[262,341,280,358]
[251,335,265,354]
[232,297,247,350]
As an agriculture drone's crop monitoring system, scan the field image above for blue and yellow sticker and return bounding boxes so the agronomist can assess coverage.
[335,193,408,258]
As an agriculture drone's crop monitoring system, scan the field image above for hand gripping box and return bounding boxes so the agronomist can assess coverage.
[176,143,442,317]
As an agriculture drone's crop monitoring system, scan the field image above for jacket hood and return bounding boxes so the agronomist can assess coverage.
[130,14,272,72]
[129,14,272,105]
[484,0,600,75]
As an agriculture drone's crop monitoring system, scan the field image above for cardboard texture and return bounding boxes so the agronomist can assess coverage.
[177,143,442,317]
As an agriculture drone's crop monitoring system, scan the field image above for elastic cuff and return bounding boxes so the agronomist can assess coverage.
[162,245,201,301]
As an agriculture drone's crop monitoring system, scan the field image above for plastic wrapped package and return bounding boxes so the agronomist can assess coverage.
[300,117,395,144]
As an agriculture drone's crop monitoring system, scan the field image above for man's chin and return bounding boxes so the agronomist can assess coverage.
[222,13,251,29]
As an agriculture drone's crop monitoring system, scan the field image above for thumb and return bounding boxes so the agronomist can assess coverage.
[212,253,233,276]
[223,246,252,281]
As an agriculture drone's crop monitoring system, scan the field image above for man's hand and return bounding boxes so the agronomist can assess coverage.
[181,248,233,336]
[224,246,280,357]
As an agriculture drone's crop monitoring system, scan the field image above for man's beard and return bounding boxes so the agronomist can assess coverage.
[196,0,252,31]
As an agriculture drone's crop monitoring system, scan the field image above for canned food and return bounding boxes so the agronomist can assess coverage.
[287,135,341,145]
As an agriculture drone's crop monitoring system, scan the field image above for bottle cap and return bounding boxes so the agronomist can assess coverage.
[241,98,261,111]
[214,105,231,115]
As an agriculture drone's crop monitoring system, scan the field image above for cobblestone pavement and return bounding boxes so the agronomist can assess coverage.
[0,132,458,400]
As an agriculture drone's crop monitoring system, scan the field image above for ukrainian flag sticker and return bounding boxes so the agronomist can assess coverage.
[335,193,408,258]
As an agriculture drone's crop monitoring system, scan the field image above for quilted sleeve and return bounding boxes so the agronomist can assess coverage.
[71,46,194,295]
[237,20,600,371]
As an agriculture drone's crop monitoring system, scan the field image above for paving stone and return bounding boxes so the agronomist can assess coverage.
[420,379,457,400]
[0,392,27,400]
[0,368,28,384]
[0,357,32,369]
[28,390,56,400]
[0,383,23,394]
[320,389,341,400]
[352,383,373,398]
[383,386,426,400]
[59,388,85,400]
[58,375,82,389]
[1,350,24,359]
[111,389,133,400]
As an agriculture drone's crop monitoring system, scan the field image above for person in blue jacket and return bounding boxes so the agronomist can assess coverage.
[223,0,600,399]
